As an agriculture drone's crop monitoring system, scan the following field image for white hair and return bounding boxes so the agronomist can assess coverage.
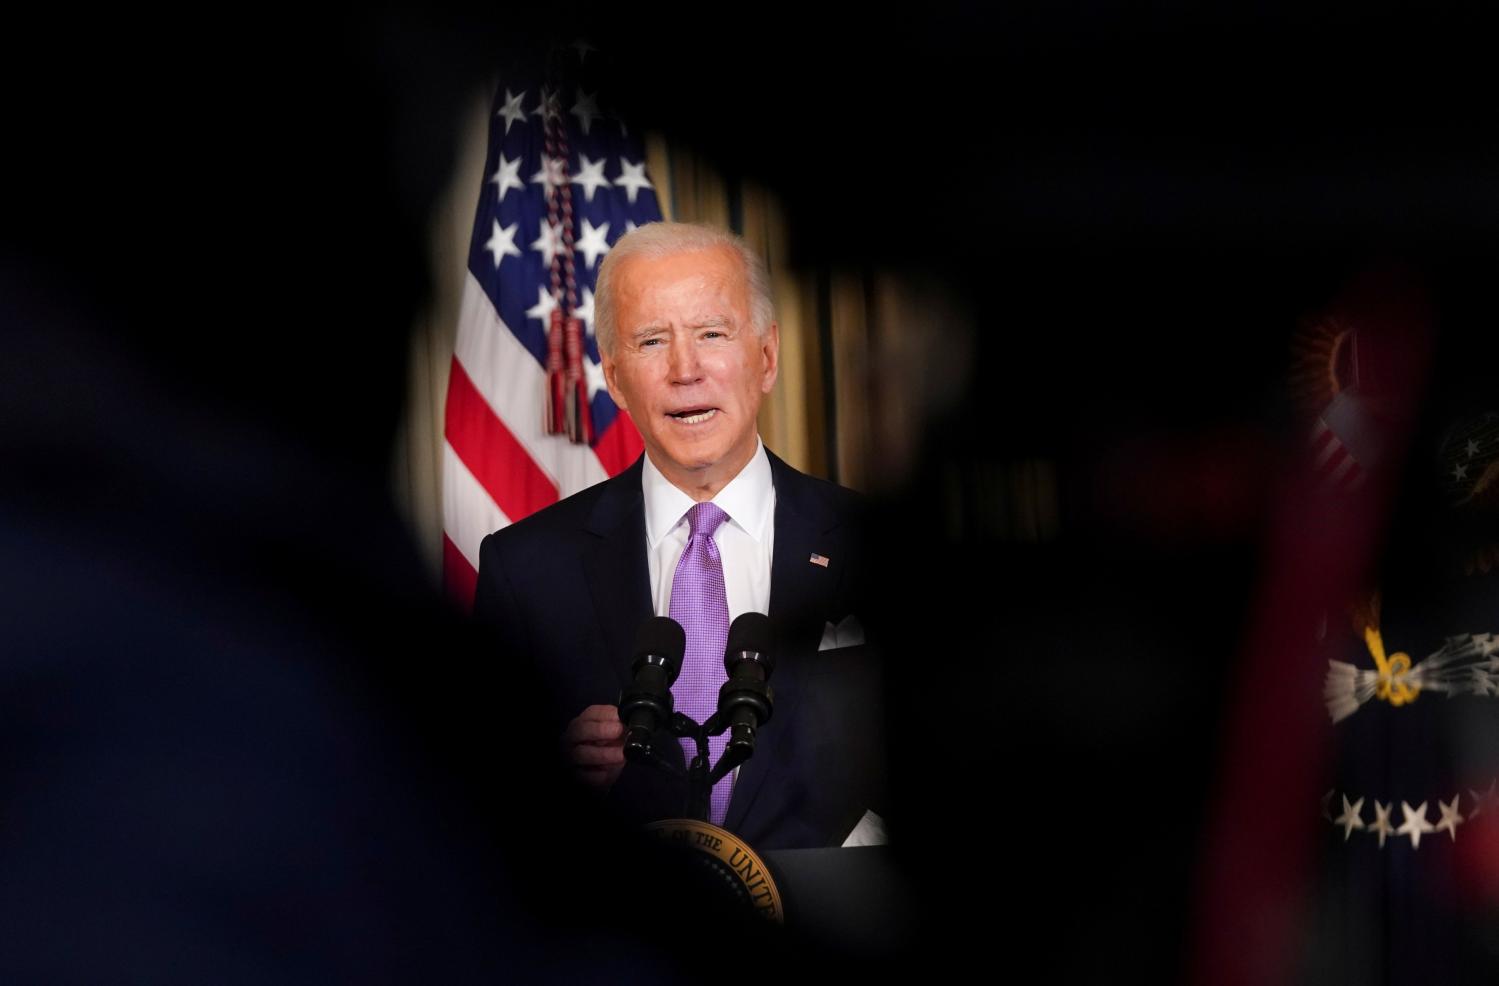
[593,221,775,356]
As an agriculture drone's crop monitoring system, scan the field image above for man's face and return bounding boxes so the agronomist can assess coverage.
[602,245,779,494]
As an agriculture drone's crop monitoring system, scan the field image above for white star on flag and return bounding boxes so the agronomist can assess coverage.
[1334,795,1365,841]
[483,220,521,268]
[489,153,524,201]
[531,86,561,121]
[496,88,527,134]
[1467,439,1481,457]
[531,219,563,266]
[575,286,597,336]
[572,89,601,135]
[1436,795,1465,840]
[1397,801,1434,849]
[584,354,606,399]
[614,158,654,204]
[572,154,611,201]
[1455,463,1470,481]
[524,285,559,326]
[1471,780,1499,818]
[576,219,611,268]
[530,155,567,195]
[1369,800,1394,848]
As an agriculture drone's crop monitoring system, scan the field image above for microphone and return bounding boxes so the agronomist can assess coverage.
[618,616,685,758]
[716,612,775,763]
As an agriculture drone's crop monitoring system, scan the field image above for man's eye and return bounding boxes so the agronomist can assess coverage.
[640,338,663,347]
[702,330,724,339]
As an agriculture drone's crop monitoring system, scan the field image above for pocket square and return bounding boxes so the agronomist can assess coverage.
[818,613,866,651]
[841,809,888,847]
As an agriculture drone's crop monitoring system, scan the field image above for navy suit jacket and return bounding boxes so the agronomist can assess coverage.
[474,449,885,850]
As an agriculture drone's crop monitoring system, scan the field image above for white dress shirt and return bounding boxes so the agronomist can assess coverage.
[643,437,776,621]
[643,439,774,792]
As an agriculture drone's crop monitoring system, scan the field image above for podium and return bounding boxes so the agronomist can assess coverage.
[760,846,913,956]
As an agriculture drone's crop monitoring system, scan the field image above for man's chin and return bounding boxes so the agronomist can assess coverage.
[646,429,758,485]
[649,441,730,475]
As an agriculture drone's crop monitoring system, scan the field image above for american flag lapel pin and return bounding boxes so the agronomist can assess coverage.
[809,553,830,568]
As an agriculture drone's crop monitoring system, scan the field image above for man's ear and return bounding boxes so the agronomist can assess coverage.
[602,350,628,412]
[760,321,780,394]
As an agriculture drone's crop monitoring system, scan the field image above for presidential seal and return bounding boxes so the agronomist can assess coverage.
[644,819,783,923]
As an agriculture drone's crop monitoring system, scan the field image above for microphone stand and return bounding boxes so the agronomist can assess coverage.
[666,711,755,822]
[623,738,687,779]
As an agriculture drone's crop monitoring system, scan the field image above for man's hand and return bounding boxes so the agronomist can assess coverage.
[561,704,627,792]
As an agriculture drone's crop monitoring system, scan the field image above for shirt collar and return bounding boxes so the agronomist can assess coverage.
[642,438,773,548]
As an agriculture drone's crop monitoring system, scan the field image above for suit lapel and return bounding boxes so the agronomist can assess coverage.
[723,450,844,835]
[581,455,654,693]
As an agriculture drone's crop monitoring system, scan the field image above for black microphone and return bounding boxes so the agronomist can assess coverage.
[618,616,685,758]
[716,612,775,762]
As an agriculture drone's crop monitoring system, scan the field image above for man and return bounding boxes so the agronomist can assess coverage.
[473,222,883,851]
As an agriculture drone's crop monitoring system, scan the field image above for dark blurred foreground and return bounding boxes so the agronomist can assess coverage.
[5,5,1499,983]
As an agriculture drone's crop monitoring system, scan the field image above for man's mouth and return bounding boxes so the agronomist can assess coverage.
[666,407,718,425]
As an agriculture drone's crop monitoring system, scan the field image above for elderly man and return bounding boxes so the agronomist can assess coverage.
[474,222,882,850]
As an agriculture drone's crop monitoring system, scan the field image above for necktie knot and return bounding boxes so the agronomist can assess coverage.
[686,501,729,540]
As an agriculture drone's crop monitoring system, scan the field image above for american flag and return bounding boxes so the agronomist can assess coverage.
[1309,390,1378,494]
[442,63,661,608]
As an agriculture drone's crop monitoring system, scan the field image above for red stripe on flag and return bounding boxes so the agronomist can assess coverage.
[442,532,479,613]
[444,355,558,521]
[1309,422,1334,454]
[593,408,646,477]
[1319,444,1348,479]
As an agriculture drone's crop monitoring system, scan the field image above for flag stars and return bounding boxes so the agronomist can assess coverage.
[1396,800,1434,849]
[572,154,611,201]
[1471,779,1499,818]
[1436,795,1465,841]
[1467,438,1481,457]
[489,152,524,201]
[1455,463,1470,482]
[574,286,597,337]
[572,89,602,135]
[525,285,559,326]
[483,220,521,268]
[1334,795,1365,841]
[584,353,606,399]
[614,158,654,204]
[576,218,611,268]
[1369,800,1394,848]
[531,219,564,266]
[530,155,567,196]
[531,86,562,121]
[495,88,527,134]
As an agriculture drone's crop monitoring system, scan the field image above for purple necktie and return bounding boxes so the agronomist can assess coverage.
[669,501,733,827]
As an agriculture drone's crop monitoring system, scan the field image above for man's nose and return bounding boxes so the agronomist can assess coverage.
[667,338,702,383]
